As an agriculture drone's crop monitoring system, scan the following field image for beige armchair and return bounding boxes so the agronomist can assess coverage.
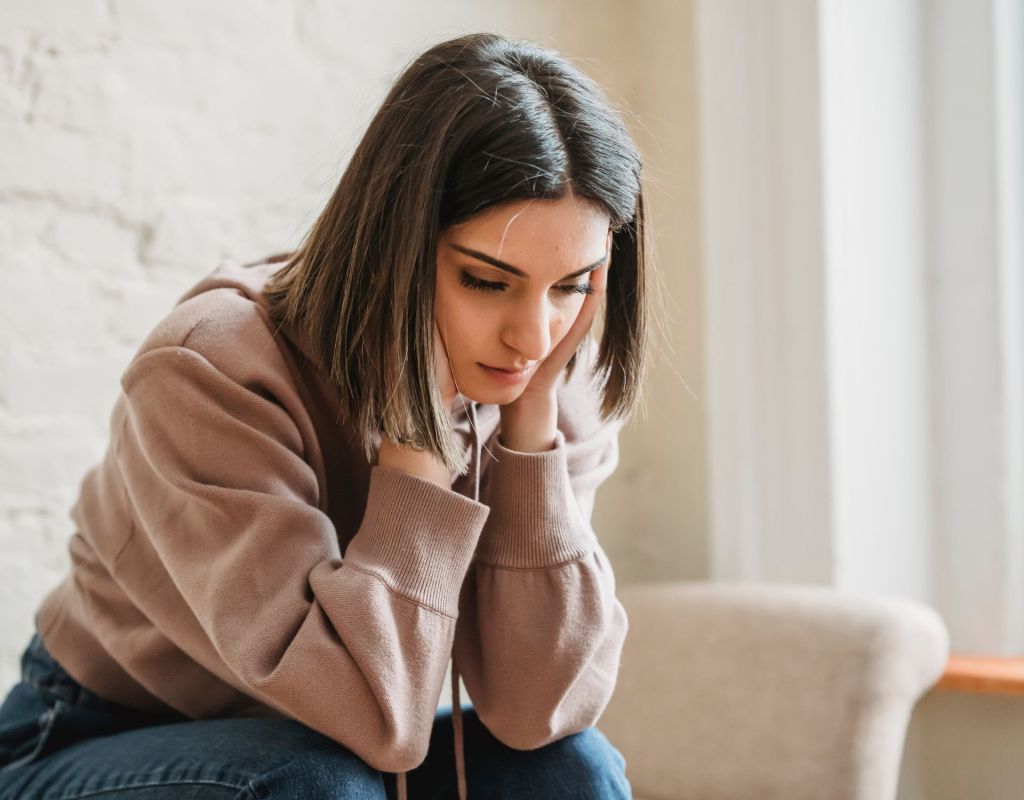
[600,581,949,800]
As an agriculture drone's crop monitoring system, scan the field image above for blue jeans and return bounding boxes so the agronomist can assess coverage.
[0,633,631,798]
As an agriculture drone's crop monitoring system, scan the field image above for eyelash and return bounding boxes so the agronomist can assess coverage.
[458,271,594,296]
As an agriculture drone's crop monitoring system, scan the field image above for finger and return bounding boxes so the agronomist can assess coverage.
[560,267,608,360]
[531,272,604,384]
[590,261,609,296]
[565,265,607,340]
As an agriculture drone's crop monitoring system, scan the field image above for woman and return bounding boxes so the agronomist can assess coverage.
[0,31,647,800]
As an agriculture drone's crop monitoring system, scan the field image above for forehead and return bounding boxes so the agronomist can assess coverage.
[445,195,610,264]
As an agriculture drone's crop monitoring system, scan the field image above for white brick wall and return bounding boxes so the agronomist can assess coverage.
[0,0,636,710]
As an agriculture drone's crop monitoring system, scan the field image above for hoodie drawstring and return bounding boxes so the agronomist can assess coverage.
[452,660,467,799]
[451,399,481,799]
[396,401,480,800]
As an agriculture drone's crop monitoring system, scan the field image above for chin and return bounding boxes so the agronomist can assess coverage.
[460,380,520,406]
[467,386,513,404]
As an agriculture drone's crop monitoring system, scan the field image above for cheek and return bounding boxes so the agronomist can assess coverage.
[435,294,490,351]
[551,301,582,336]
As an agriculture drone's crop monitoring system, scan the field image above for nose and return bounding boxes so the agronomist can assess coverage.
[501,296,552,364]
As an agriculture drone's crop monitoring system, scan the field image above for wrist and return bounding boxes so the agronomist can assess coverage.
[499,393,558,452]
[378,437,452,489]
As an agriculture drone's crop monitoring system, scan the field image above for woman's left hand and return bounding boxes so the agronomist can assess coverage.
[498,262,608,450]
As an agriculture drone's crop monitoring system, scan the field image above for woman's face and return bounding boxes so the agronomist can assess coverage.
[435,193,612,406]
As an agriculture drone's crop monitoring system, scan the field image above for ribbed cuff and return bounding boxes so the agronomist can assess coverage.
[475,429,597,568]
[343,466,490,617]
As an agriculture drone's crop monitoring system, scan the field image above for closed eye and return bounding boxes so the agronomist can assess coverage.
[458,271,593,296]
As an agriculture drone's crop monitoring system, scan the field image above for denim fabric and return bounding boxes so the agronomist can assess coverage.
[0,633,631,799]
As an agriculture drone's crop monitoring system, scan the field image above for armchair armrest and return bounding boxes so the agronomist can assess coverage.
[599,580,949,800]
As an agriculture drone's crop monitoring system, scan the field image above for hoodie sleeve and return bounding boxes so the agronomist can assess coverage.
[116,313,489,774]
[452,359,630,751]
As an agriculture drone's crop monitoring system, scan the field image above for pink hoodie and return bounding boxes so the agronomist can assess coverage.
[33,256,630,798]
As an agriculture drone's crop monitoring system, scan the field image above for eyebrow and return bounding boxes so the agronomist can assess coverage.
[448,243,609,282]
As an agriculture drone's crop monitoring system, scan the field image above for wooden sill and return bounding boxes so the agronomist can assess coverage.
[935,654,1024,696]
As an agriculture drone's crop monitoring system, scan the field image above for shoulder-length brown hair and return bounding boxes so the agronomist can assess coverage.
[262,32,648,476]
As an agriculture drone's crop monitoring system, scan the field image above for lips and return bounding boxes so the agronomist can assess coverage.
[483,364,527,373]
[478,362,533,385]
